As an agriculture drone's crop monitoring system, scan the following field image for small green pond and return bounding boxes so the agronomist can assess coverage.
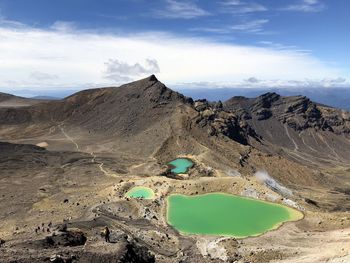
[168,158,194,174]
[125,186,155,199]
[167,193,303,238]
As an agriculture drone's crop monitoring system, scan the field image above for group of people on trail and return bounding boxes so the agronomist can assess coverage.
[34,222,53,234]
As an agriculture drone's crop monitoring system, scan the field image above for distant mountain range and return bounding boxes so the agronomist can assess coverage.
[3,87,350,111]
[30,95,60,100]
[177,87,350,111]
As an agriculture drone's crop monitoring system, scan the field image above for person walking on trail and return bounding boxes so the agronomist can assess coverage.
[104,226,110,243]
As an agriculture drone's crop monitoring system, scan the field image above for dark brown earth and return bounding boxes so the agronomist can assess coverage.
[0,76,349,262]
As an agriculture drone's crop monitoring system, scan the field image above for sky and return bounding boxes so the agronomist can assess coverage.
[0,0,349,92]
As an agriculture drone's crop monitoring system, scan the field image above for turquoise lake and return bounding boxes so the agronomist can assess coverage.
[168,158,194,174]
[167,193,303,238]
[125,186,155,199]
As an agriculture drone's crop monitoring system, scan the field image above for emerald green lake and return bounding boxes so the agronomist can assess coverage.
[168,158,193,174]
[167,193,303,238]
[125,186,155,199]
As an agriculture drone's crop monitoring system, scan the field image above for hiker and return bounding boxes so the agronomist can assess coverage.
[103,226,110,243]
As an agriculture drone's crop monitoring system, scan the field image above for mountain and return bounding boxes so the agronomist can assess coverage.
[30,95,60,100]
[0,92,14,101]
[0,76,349,263]
[224,92,350,164]
[0,92,51,108]
[178,87,350,111]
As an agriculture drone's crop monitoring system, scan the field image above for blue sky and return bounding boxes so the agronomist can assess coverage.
[0,0,349,90]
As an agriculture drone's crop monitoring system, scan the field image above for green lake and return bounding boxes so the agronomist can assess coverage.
[125,186,155,199]
[168,158,194,174]
[167,193,303,238]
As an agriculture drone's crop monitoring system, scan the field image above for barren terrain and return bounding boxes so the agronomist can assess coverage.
[0,76,349,262]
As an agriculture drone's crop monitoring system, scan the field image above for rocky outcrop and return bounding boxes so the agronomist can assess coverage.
[280,96,328,131]
[194,99,260,145]
[119,242,155,263]
[224,92,350,135]
[44,230,87,247]
[251,92,280,111]
[256,108,272,120]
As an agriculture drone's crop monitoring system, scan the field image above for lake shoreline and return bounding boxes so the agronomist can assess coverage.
[166,192,304,239]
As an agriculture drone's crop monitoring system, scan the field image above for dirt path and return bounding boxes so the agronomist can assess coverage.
[284,125,299,151]
[299,131,318,153]
[317,133,342,162]
[88,151,117,177]
[58,123,116,177]
[58,123,80,151]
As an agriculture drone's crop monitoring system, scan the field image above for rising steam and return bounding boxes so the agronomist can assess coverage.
[255,170,293,196]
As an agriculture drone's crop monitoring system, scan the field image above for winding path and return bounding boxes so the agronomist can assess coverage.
[58,123,80,151]
[284,124,299,151]
[58,123,115,177]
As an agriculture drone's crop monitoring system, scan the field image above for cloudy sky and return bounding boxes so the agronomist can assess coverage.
[0,0,349,91]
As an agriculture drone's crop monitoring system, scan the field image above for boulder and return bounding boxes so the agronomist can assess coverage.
[44,230,86,247]
[109,229,128,243]
[202,109,215,119]
[194,99,209,111]
[0,238,5,247]
[119,242,155,263]
[50,255,65,263]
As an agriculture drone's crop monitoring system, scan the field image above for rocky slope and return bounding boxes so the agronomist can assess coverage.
[0,92,48,108]
[225,92,350,133]
[0,92,14,102]
[223,92,350,167]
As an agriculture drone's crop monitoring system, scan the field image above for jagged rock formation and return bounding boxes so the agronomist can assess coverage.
[225,92,350,134]
[193,99,259,145]
[222,92,350,168]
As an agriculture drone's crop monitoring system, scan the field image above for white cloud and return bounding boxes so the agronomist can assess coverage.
[51,21,77,32]
[190,19,269,34]
[30,71,59,81]
[189,19,269,34]
[155,0,210,19]
[242,77,349,88]
[258,41,313,54]
[282,0,326,12]
[174,77,350,89]
[222,0,241,5]
[230,19,269,33]
[246,77,259,83]
[0,11,26,28]
[104,59,160,81]
[0,23,348,91]
[220,0,267,14]
[189,26,231,34]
